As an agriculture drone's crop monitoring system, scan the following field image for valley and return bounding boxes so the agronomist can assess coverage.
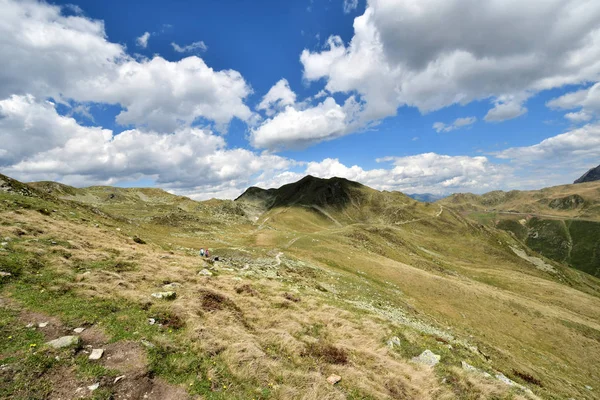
[1,174,599,399]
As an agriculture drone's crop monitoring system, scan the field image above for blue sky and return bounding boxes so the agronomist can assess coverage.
[1,0,600,199]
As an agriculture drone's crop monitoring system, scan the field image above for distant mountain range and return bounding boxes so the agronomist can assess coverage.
[574,164,600,184]
[406,193,447,202]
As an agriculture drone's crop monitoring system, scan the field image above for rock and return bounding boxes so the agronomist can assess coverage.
[26,323,34,328]
[585,385,593,391]
[151,291,176,300]
[38,322,48,328]
[88,383,100,391]
[199,269,213,276]
[0,242,7,247]
[461,361,478,373]
[412,350,441,367]
[162,282,181,290]
[148,318,156,325]
[73,327,85,334]
[141,339,155,348]
[0,271,12,277]
[327,374,342,385]
[114,375,125,384]
[574,164,600,183]
[46,335,80,349]
[89,349,104,360]
[387,336,401,348]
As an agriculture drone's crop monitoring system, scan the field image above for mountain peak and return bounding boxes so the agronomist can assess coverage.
[236,175,367,210]
[574,164,600,184]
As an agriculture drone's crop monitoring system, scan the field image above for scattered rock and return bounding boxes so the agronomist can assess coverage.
[114,375,126,384]
[585,385,593,391]
[148,318,156,325]
[46,335,80,349]
[26,323,34,328]
[151,291,176,300]
[73,327,85,334]
[0,271,12,277]
[162,282,181,290]
[89,349,104,360]
[199,269,213,276]
[327,374,342,385]
[141,339,155,348]
[88,383,100,391]
[38,322,48,328]
[412,350,441,367]
[495,373,534,395]
[387,336,401,348]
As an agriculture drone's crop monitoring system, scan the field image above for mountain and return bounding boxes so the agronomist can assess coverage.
[440,181,600,276]
[574,164,600,183]
[407,193,447,202]
[1,173,600,399]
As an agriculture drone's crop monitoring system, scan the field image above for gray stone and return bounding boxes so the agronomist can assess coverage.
[151,291,176,300]
[46,335,80,349]
[0,271,12,277]
[387,336,401,348]
[585,385,593,391]
[199,269,213,276]
[0,242,8,247]
[88,383,100,391]
[89,349,104,360]
[114,375,125,384]
[38,322,48,328]
[73,327,85,334]
[141,340,155,348]
[162,282,181,290]
[148,318,156,325]
[412,349,441,367]
[461,361,478,373]
[327,374,341,385]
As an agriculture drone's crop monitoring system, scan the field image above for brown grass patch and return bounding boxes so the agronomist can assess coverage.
[235,284,257,296]
[512,369,542,386]
[301,341,348,364]
[283,292,301,302]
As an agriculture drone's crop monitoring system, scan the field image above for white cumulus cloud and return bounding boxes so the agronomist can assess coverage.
[433,116,476,132]
[300,0,600,139]
[136,32,151,48]
[0,0,252,132]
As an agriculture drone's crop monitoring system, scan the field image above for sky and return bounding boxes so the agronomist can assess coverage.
[1,0,600,200]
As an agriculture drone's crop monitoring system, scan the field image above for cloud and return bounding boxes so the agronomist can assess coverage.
[171,40,208,53]
[343,0,359,13]
[256,79,297,116]
[433,116,476,132]
[258,154,510,195]
[495,123,600,163]
[0,0,251,132]
[136,32,150,48]
[484,96,528,122]
[300,0,600,136]
[547,82,600,122]
[251,96,362,150]
[0,95,292,199]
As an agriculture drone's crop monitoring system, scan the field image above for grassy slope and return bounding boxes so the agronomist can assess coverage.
[1,176,599,399]
[441,181,600,277]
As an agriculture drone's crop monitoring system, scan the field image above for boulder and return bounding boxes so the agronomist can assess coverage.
[89,349,104,360]
[151,291,176,300]
[412,350,441,367]
[46,335,80,349]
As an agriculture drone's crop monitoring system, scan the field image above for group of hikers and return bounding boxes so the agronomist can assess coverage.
[199,248,210,258]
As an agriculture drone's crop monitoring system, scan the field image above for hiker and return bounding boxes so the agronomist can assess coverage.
[200,248,205,257]
[205,249,210,258]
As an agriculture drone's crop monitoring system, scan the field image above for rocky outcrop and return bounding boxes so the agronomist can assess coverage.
[574,165,600,183]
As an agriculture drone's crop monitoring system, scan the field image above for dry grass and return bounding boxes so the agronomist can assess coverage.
[1,183,599,399]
